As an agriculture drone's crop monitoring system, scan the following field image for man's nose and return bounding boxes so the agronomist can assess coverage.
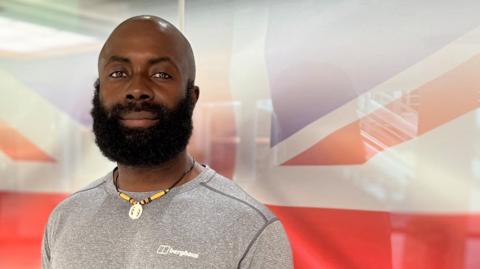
[125,76,154,102]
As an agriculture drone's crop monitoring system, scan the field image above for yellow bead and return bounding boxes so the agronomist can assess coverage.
[151,191,166,200]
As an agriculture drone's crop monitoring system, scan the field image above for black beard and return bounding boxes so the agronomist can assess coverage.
[91,87,194,167]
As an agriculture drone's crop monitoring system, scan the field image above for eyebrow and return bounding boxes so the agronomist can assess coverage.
[148,57,173,65]
[106,55,130,65]
[105,55,177,69]
[149,56,180,73]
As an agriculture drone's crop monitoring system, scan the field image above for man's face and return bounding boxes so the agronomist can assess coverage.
[91,20,197,166]
[91,84,194,166]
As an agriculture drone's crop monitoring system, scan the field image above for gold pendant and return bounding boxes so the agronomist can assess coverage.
[129,203,143,220]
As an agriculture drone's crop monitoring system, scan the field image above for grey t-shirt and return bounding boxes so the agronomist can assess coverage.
[42,166,292,268]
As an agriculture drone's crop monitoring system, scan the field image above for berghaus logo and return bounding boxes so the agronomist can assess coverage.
[157,245,199,259]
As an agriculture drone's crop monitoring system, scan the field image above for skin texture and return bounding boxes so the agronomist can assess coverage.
[97,15,203,192]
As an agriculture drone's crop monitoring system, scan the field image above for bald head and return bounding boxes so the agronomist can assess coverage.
[99,15,196,87]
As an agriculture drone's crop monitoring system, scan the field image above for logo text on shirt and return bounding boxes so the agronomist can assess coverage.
[157,245,199,259]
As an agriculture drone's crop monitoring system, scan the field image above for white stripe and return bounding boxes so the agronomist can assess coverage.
[239,109,480,214]
[271,25,480,164]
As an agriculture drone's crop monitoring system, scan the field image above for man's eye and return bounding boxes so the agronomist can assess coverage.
[109,71,127,78]
[152,72,172,79]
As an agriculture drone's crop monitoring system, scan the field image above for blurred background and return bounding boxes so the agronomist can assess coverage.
[1,0,480,268]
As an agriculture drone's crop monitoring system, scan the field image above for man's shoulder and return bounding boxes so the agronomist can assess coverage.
[196,170,277,224]
[49,175,109,219]
[43,173,110,245]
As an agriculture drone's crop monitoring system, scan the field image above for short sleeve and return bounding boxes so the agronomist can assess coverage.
[41,225,51,269]
[239,220,293,269]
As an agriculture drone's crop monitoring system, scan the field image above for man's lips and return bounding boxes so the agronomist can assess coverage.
[119,111,159,128]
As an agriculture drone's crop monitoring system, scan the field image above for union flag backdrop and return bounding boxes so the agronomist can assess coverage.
[1,1,480,268]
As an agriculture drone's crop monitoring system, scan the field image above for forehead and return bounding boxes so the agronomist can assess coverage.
[99,20,186,68]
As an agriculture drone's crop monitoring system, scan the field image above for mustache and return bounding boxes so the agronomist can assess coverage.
[108,102,169,119]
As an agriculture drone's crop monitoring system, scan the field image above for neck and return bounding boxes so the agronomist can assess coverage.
[115,151,199,192]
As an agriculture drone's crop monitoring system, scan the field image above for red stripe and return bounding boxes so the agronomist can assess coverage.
[268,205,480,269]
[0,121,55,162]
[268,205,393,268]
[0,191,66,268]
[284,54,480,165]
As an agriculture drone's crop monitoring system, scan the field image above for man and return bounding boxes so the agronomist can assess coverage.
[42,15,292,268]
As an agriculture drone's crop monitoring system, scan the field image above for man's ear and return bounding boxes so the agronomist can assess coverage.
[192,85,200,106]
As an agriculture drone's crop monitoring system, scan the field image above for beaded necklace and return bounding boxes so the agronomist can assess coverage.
[114,159,196,220]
